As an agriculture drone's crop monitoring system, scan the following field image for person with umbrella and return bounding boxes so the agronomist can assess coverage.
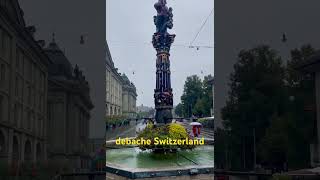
[190,122,202,137]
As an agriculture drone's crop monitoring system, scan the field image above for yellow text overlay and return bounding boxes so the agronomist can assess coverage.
[115,137,205,146]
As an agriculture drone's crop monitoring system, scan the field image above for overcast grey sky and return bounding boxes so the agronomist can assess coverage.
[215,0,320,128]
[107,0,214,107]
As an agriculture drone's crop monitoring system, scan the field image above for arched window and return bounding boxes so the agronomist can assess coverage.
[24,140,32,162]
[36,143,42,161]
[0,131,6,156]
[12,136,19,161]
[0,64,5,87]
[14,104,18,126]
[0,96,3,120]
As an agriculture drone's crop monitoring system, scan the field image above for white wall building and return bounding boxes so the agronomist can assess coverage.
[106,43,137,118]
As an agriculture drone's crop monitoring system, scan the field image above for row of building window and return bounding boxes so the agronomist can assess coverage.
[16,47,46,89]
[106,105,121,116]
[106,70,122,105]
[0,25,46,137]
[0,96,44,137]
[0,25,46,113]
[0,132,43,162]
[0,63,5,88]
[79,110,89,138]
[0,61,45,94]
[0,27,46,91]
[0,27,12,62]
[0,95,3,122]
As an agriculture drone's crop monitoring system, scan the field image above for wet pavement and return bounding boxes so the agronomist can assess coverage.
[106,120,146,140]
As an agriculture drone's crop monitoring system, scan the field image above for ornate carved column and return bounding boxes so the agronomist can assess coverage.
[153,0,175,125]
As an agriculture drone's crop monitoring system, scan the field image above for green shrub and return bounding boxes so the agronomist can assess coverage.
[168,123,188,139]
[137,123,196,152]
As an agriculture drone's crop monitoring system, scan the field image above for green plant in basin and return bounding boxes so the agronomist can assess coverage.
[137,123,196,152]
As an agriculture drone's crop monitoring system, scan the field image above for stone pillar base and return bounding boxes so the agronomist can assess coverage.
[155,109,173,125]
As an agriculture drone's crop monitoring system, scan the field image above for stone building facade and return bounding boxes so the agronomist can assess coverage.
[0,0,49,164]
[45,38,94,169]
[0,0,94,170]
[106,42,137,118]
[121,74,137,118]
[106,43,123,116]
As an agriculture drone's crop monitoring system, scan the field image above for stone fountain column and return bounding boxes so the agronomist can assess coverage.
[153,0,175,125]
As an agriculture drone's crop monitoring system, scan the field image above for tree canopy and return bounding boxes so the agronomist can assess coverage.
[178,74,213,118]
[217,45,316,170]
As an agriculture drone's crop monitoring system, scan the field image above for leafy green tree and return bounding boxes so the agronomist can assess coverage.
[221,45,286,170]
[259,116,291,167]
[174,103,185,117]
[193,98,206,117]
[254,45,317,169]
[259,45,316,169]
[202,75,214,115]
[179,75,213,117]
[287,44,315,88]
[268,45,316,168]
[181,75,204,117]
[192,75,214,117]
[220,44,317,170]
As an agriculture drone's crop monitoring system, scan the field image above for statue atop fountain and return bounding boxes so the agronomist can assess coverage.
[153,0,175,125]
[154,0,173,34]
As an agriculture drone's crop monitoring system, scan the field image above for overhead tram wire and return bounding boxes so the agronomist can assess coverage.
[110,7,215,50]
[189,8,214,48]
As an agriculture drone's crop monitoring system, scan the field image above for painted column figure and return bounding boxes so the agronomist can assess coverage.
[153,0,175,125]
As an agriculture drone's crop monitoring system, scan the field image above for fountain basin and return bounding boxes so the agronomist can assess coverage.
[106,145,214,179]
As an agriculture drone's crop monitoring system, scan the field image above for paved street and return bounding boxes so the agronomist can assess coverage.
[105,120,148,141]
[106,121,137,140]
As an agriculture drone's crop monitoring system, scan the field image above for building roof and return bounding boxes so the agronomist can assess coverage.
[45,37,93,109]
[0,0,52,67]
[44,36,73,78]
[0,0,26,27]
[121,74,137,97]
[121,74,131,84]
[106,41,115,68]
